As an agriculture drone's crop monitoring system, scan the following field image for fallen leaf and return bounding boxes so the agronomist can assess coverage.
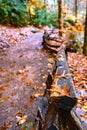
[0,84,8,91]
[11,92,16,96]
[0,93,3,98]
[82,102,87,112]
[33,85,39,90]
[19,115,28,125]
[6,78,13,82]
[1,122,11,130]
[42,75,47,79]
[31,93,44,98]
[0,99,5,103]
[10,102,15,107]
[63,83,70,96]
[50,83,70,97]
[25,79,32,86]
[23,104,28,109]
[35,80,39,83]
[0,96,10,103]
[16,70,24,75]
[47,63,52,69]
[0,67,6,72]
[28,97,35,103]
[42,83,46,88]
[16,111,22,117]
[7,72,14,76]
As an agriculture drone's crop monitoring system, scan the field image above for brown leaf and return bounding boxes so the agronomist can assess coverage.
[0,67,6,72]
[82,102,87,112]
[19,115,27,125]
[16,70,24,75]
[33,85,39,90]
[31,93,44,98]
[0,84,8,91]
[6,78,13,82]
[16,111,22,117]
[7,72,14,76]
[0,93,3,98]
[0,96,10,103]
[10,102,15,107]
[50,83,70,97]
[1,122,11,130]
[11,92,16,96]
[28,97,35,103]
[25,79,32,86]
[23,104,28,109]
[63,83,70,96]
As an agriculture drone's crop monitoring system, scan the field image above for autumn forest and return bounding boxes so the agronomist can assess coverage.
[0,0,87,130]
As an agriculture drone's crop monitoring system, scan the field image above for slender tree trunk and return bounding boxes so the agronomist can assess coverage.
[58,0,62,36]
[83,1,87,56]
[75,0,78,23]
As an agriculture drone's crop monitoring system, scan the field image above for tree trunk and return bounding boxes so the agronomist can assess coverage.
[83,1,87,56]
[58,0,62,36]
[75,0,78,23]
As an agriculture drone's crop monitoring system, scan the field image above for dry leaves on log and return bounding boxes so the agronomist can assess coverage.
[50,83,70,97]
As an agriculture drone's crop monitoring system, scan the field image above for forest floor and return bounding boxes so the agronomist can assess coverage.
[0,25,87,130]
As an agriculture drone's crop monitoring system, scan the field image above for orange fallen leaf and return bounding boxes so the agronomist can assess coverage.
[6,78,13,82]
[63,83,70,96]
[50,83,70,97]
[33,85,39,90]
[28,97,35,103]
[0,67,6,72]
[1,122,11,130]
[18,115,28,125]
[0,86,7,91]
[35,80,39,83]
[16,70,24,74]
[25,79,32,86]
[0,93,3,98]
[31,93,44,98]
[0,99,5,103]
[47,63,52,69]
[10,102,15,107]
[10,63,14,67]
[16,111,22,117]
[7,72,14,76]
[82,102,87,112]
[23,104,28,109]
[0,96,10,103]
[11,92,16,96]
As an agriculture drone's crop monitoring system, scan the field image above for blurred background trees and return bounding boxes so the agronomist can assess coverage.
[83,1,87,56]
[0,0,87,56]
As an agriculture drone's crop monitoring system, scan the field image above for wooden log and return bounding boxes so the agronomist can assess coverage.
[42,49,86,130]
[34,49,86,130]
[42,30,78,59]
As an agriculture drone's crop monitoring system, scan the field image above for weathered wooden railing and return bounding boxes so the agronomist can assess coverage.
[34,30,86,130]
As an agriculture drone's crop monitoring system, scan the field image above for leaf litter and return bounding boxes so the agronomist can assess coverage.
[68,52,87,127]
[0,25,87,129]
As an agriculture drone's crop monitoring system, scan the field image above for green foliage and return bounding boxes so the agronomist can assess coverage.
[31,8,58,28]
[21,122,33,130]
[69,32,82,51]
[65,19,75,26]
[0,0,29,27]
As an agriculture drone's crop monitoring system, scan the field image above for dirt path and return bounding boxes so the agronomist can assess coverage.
[0,26,55,130]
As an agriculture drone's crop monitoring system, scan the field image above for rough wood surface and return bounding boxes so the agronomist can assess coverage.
[42,49,85,130]
[34,31,86,130]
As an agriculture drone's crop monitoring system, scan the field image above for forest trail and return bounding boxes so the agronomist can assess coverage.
[0,25,87,130]
[0,25,55,130]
